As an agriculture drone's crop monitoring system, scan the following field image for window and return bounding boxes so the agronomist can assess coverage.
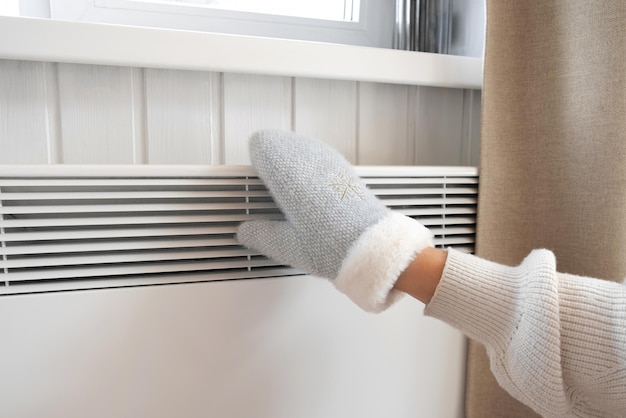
[127,0,360,21]
[49,0,395,48]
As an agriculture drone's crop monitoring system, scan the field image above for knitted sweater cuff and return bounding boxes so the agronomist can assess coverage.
[424,248,557,354]
[425,249,626,417]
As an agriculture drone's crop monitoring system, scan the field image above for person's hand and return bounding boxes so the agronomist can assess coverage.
[237,130,433,312]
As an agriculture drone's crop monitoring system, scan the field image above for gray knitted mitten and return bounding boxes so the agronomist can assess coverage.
[237,130,433,312]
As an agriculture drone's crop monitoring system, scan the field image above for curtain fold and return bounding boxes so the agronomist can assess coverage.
[470,1,626,416]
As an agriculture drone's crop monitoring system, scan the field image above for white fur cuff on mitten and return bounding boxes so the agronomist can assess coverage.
[334,212,434,313]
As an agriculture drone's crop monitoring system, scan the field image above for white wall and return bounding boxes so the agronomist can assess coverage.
[0,59,480,166]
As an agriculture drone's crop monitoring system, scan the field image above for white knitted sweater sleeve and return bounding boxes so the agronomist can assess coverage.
[424,249,626,418]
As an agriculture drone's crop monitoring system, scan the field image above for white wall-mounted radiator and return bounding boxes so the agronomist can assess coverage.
[0,165,478,295]
[0,164,477,418]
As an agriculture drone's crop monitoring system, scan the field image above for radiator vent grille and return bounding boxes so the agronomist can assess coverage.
[0,165,478,295]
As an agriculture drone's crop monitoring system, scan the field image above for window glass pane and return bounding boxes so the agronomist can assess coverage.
[0,0,19,16]
[127,0,360,21]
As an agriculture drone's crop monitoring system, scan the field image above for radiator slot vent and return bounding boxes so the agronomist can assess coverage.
[0,166,478,295]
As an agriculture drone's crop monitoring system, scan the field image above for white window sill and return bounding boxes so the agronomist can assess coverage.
[0,16,482,89]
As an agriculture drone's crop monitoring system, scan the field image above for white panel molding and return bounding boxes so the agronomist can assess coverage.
[209,72,223,164]
[294,78,358,163]
[0,16,483,89]
[0,60,49,163]
[414,86,466,166]
[57,64,136,163]
[0,60,482,167]
[130,67,147,164]
[43,62,63,164]
[223,74,292,164]
[462,89,482,167]
[358,82,414,165]
[144,68,218,164]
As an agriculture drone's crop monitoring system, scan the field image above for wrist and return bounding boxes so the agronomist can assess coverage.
[394,247,447,304]
[333,213,433,312]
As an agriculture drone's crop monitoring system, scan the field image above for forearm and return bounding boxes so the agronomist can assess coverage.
[393,247,447,304]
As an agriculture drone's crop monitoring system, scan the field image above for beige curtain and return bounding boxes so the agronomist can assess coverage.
[469,1,626,416]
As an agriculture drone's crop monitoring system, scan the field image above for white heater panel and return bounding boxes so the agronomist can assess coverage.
[0,272,467,418]
[0,165,478,295]
[0,165,475,418]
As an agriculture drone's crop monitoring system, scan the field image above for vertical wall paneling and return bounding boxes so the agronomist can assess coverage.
[42,62,62,164]
[57,64,136,163]
[223,74,292,164]
[0,60,50,163]
[358,82,415,165]
[294,78,358,163]
[209,72,223,164]
[1,59,480,167]
[130,67,146,164]
[144,69,220,164]
[414,86,466,166]
[461,89,482,167]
